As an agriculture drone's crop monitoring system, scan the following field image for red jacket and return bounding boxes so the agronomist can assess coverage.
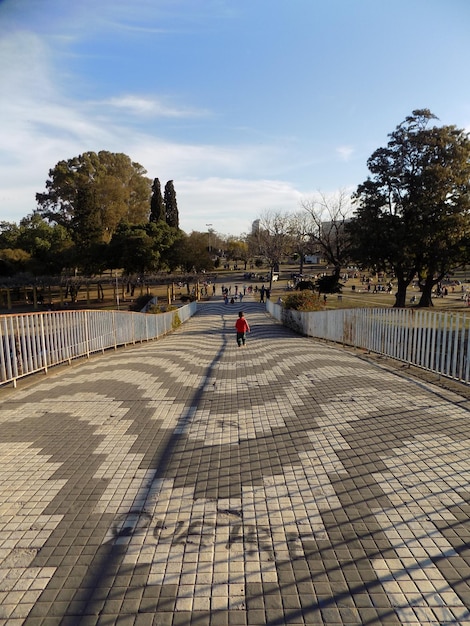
[235,317,250,332]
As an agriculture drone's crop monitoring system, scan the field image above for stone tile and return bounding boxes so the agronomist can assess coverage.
[2,303,470,624]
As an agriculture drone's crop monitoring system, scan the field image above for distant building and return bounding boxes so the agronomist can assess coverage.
[251,219,260,235]
[304,254,321,264]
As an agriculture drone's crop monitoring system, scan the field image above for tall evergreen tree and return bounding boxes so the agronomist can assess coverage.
[164,180,179,229]
[351,109,470,307]
[150,178,165,222]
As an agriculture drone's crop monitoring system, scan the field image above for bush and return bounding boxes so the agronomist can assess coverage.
[130,294,154,312]
[180,294,196,303]
[316,274,342,293]
[296,280,315,291]
[283,291,321,312]
[146,304,160,314]
[172,311,182,330]
[159,303,177,313]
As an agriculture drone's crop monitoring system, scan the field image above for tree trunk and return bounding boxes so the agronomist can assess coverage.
[393,277,408,307]
[418,276,435,307]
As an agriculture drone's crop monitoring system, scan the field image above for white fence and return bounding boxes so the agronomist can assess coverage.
[267,300,470,385]
[3,301,469,388]
[0,302,197,387]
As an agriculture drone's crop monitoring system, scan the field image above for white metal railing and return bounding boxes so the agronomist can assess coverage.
[267,300,470,385]
[0,302,197,387]
[3,301,469,388]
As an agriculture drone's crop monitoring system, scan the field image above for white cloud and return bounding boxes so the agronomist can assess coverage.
[336,145,354,161]
[102,95,209,118]
[176,177,303,236]
[0,29,307,234]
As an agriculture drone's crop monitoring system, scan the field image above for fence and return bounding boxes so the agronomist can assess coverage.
[3,301,469,389]
[0,302,197,387]
[267,300,470,385]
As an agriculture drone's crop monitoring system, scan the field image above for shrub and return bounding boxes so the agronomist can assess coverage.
[172,311,182,330]
[130,294,154,312]
[283,291,321,312]
[316,274,342,293]
[146,304,160,314]
[180,294,196,303]
[296,280,315,291]
[159,303,177,313]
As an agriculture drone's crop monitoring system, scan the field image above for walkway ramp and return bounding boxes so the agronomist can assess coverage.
[1,301,470,625]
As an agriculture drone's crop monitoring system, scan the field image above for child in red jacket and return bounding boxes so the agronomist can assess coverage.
[235,311,250,347]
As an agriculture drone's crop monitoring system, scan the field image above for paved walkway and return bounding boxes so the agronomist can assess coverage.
[1,300,470,625]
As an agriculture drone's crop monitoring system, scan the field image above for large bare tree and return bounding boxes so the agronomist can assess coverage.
[255,210,292,289]
[287,210,314,275]
[301,190,353,283]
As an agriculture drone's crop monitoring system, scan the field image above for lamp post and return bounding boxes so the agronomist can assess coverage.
[206,224,213,252]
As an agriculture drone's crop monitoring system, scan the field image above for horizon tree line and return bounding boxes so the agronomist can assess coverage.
[1,108,470,309]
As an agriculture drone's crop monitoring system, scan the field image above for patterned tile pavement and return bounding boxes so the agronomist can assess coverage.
[1,300,470,625]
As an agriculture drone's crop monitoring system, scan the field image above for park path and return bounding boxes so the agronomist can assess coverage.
[1,299,470,625]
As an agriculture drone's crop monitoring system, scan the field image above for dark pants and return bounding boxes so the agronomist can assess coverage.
[236,332,246,346]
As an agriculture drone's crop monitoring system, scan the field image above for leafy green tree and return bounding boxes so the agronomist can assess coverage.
[351,109,470,307]
[0,221,21,250]
[17,213,73,275]
[150,178,165,223]
[225,237,249,269]
[0,215,72,275]
[164,180,179,229]
[169,232,213,273]
[72,186,102,249]
[36,151,152,244]
[0,248,30,276]
[349,179,417,307]
[108,221,178,275]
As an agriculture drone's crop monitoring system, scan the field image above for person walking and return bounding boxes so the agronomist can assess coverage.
[235,311,250,347]
[260,284,265,303]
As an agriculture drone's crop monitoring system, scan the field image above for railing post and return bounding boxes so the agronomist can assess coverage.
[84,311,91,358]
[40,313,48,373]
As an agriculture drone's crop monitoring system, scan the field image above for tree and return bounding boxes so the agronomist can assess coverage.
[0,221,21,250]
[150,178,165,223]
[0,248,30,275]
[108,221,179,275]
[164,180,179,229]
[351,109,470,307]
[349,177,418,307]
[168,231,214,273]
[225,237,249,269]
[301,190,353,287]
[17,213,72,275]
[287,211,315,275]
[255,211,291,288]
[36,151,152,244]
[0,215,72,275]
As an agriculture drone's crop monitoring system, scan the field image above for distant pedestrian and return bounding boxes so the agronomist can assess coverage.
[235,311,250,347]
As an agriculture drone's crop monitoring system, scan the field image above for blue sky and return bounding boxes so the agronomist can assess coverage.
[1,0,470,236]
